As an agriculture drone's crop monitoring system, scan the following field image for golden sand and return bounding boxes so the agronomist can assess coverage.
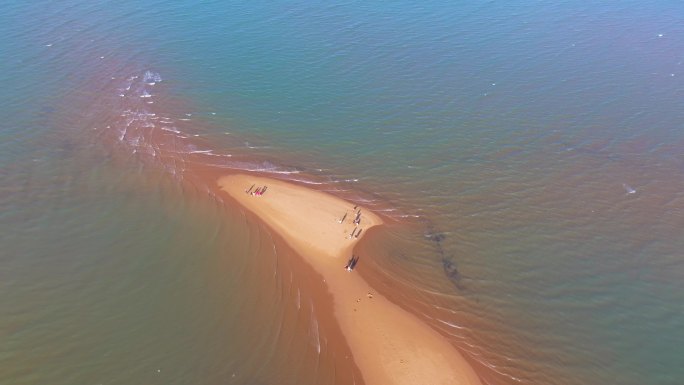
[219,174,482,385]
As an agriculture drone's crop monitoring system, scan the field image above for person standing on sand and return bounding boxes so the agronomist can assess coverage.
[344,255,359,271]
[344,255,354,270]
[350,255,359,270]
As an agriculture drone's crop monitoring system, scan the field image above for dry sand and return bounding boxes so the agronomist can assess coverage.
[219,174,482,385]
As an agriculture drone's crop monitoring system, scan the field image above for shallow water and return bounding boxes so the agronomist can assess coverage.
[2,1,684,384]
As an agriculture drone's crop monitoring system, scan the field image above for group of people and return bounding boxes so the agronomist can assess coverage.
[245,184,268,196]
[352,210,362,225]
[339,206,364,240]
[340,205,364,271]
[348,227,363,239]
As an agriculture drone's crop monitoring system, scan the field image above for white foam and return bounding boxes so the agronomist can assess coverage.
[161,127,182,134]
[143,70,162,83]
[310,305,321,354]
[436,319,466,329]
[245,141,272,149]
[258,169,301,175]
[623,183,636,194]
[118,127,128,141]
[285,178,325,185]
[330,178,359,183]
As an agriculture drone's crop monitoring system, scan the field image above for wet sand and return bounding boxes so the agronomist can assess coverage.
[219,174,482,385]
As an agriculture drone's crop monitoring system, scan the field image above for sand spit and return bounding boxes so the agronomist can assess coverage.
[219,174,481,385]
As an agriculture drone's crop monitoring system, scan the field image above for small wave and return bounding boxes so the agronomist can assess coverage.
[204,152,232,158]
[161,126,182,134]
[310,304,321,354]
[140,91,152,98]
[285,178,326,185]
[227,160,302,175]
[245,141,272,149]
[244,168,301,175]
[436,319,466,329]
[468,356,523,382]
[209,163,301,174]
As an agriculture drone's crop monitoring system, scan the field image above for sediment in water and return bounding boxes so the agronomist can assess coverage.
[70,67,490,384]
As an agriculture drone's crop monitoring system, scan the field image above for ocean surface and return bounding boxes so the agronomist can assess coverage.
[2,1,684,384]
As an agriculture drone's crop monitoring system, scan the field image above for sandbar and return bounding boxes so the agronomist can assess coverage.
[219,174,482,385]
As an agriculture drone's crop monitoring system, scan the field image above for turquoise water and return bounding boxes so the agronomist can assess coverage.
[2,1,684,384]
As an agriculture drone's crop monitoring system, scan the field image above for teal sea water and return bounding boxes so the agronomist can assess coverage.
[2,1,684,384]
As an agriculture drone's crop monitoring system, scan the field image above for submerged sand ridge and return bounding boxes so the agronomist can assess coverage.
[219,174,482,385]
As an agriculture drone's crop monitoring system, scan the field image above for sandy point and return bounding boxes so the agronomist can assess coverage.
[218,174,482,385]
